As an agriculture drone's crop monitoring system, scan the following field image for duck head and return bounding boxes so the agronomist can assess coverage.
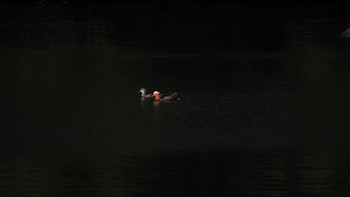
[139,88,147,96]
[139,88,155,98]
[153,91,162,101]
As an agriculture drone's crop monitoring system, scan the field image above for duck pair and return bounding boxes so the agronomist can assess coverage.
[139,88,180,101]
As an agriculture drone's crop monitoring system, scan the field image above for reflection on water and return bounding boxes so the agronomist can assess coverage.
[1,4,350,196]
[1,150,350,196]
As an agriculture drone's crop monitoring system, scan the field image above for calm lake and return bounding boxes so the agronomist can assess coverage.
[1,4,350,196]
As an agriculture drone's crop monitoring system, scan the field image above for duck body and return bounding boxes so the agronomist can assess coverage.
[153,91,180,101]
[341,27,350,38]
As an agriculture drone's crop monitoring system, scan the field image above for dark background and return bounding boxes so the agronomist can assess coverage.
[1,1,350,196]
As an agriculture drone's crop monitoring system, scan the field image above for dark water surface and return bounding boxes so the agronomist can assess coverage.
[1,4,350,196]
